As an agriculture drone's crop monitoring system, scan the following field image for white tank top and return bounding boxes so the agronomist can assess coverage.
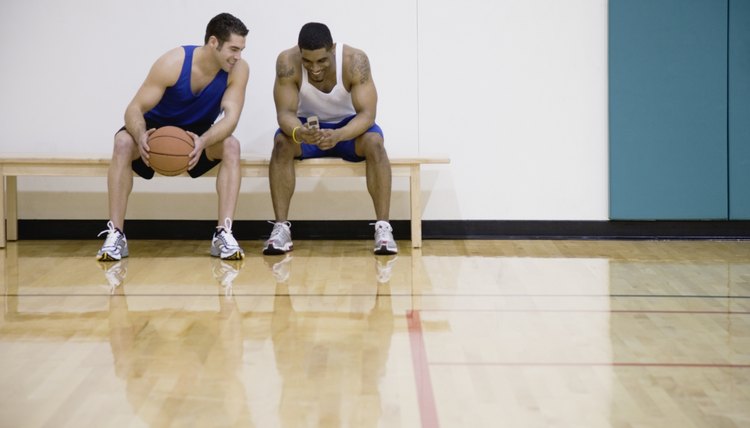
[297,44,356,123]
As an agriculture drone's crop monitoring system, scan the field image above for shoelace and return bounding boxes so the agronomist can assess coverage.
[371,221,393,233]
[216,218,240,248]
[268,220,291,241]
[372,221,393,242]
[217,217,234,234]
[97,220,121,248]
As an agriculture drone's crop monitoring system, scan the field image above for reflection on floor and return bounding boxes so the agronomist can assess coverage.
[1,239,749,427]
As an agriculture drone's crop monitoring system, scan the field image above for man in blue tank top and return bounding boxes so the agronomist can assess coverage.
[97,13,250,262]
[264,22,398,257]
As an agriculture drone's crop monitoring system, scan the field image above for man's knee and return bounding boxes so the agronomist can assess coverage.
[207,136,240,162]
[222,136,241,160]
[359,133,387,159]
[113,131,138,161]
[272,133,297,159]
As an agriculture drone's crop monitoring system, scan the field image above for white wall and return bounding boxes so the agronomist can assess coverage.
[0,0,608,222]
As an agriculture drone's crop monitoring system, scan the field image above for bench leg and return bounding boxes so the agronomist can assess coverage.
[4,242,19,314]
[410,165,422,248]
[7,176,17,241]
[0,175,5,248]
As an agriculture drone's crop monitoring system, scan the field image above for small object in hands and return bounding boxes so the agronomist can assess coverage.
[147,126,194,176]
[307,116,320,130]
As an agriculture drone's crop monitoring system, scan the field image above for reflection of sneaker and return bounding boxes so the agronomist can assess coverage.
[376,255,398,284]
[211,218,244,260]
[264,254,293,283]
[263,221,293,255]
[96,221,129,261]
[98,259,128,293]
[212,259,245,295]
[373,221,398,255]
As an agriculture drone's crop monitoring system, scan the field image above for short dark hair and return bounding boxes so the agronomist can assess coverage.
[298,22,333,51]
[204,13,248,45]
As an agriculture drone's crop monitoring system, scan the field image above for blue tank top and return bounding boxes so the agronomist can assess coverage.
[144,45,228,128]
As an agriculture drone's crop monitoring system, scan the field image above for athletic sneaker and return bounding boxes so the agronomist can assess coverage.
[97,221,129,261]
[263,221,293,255]
[211,218,244,260]
[373,220,398,255]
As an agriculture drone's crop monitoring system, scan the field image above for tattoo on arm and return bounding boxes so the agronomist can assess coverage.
[352,52,371,84]
[276,60,295,79]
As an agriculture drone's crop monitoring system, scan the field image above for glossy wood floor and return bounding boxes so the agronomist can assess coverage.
[1,239,749,427]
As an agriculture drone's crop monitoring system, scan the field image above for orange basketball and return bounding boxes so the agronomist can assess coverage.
[147,126,194,176]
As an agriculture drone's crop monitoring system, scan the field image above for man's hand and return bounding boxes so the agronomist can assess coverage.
[316,128,341,150]
[138,128,156,166]
[186,131,207,170]
[297,123,323,146]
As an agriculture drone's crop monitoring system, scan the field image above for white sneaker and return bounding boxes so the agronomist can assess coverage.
[373,221,398,255]
[211,218,244,260]
[263,221,293,255]
[97,221,129,261]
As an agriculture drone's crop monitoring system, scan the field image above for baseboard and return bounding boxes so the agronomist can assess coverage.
[421,220,750,239]
[15,219,750,240]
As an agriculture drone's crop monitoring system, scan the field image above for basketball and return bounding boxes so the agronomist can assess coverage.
[147,126,194,176]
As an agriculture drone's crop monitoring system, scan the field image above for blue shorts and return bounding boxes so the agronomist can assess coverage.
[275,115,384,163]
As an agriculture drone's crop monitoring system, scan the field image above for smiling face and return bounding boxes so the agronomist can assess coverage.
[300,45,335,83]
[211,33,246,72]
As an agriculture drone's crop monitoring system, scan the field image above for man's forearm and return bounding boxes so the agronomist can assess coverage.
[124,107,147,141]
[337,112,375,141]
[200,116,239,147]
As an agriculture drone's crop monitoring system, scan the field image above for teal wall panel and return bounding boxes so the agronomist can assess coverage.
[729,0,750,219]
[609,0,728,219]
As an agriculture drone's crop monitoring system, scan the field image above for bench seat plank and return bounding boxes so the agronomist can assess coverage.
[0,156,449,248]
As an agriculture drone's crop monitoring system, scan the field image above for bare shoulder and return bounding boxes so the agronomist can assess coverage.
[153,47,185,71]
[275,46,300,81]
[149,46,185,86]
[228,58,250,86]
[342,44,372,85]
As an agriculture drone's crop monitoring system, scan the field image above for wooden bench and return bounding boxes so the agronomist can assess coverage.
[0,156,449,248]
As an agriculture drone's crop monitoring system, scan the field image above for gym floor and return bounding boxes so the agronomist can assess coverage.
[1,239,749,427]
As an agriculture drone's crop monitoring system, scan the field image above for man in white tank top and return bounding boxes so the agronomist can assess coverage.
[264,22,398,256]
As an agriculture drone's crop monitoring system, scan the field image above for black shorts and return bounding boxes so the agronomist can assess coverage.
[117,120,221,179]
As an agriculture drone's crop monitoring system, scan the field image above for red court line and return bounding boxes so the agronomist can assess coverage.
[407,310,440,428]
[429,362,750,368]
